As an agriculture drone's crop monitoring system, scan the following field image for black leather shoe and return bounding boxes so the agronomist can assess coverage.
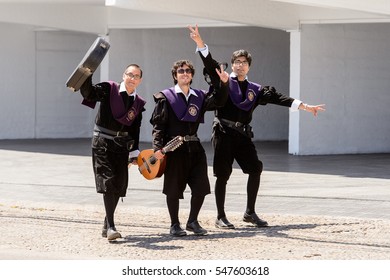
[170,223,187,237]
[215,217,235,229]
[243,212,268,227]
[107,227,122,240]
[186,221,208,236]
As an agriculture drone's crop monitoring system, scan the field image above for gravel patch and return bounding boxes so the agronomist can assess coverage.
[1,201,389,260]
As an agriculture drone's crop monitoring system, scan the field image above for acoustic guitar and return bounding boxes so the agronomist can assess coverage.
[137,136,184,180]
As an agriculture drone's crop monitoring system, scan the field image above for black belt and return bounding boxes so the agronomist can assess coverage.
[93,131,116,140]
[183,135,200,142]
[93,124,128,140]
[217,118,253,138]
[94,125,134,150]
[168,135,199,142]
[218,118,246,128]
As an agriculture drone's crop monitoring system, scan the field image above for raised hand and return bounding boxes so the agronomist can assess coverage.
[215,63,229,84]
[188,24,205,48]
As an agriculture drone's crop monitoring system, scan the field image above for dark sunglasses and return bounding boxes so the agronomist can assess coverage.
[177,68,192,74]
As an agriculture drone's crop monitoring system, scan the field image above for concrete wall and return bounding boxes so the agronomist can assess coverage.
[108,27,290,142]
[298,23,390,154]
[35,31,99,138]
[0,23,98,139]
[0,23,36,139]
[0,24,290,142]
[2,22,389,154]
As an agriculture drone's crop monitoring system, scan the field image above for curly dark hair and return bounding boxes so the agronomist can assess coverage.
[171,60,195,85]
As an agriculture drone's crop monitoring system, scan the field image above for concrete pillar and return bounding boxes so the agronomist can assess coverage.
[288,30,301,155]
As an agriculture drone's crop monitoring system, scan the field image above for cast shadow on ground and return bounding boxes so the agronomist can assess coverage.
[5,212,389,252]
[111,221,390,251]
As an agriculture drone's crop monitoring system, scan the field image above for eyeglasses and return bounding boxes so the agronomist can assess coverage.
[125,72,141,80]
[177,68,192,74]
[233,60,249,66]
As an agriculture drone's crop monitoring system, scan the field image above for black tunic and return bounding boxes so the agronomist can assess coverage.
[80,77,145,196]
[209,70,296,178]
[150,54,228,199]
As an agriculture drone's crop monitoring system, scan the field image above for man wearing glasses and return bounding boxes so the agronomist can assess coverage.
[150,54,230,237]
[189,25,325,230]
[80,64,146,241]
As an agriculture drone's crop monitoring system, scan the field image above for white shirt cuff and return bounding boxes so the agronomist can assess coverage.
[290,99,302,112]
[129,150,140,158]
[196,44,209,57]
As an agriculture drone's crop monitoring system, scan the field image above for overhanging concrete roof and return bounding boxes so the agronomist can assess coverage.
[1,0,390,34]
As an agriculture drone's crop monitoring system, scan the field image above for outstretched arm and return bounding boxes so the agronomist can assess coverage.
[259,86,325,117]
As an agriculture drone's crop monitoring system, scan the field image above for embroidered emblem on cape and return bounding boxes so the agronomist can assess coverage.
[188,105,199,117]
[161,87,206,123]
[127,109,136,121]
[228,79,261,111]
[248,89,255,102]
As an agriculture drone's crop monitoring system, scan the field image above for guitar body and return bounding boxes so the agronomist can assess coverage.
[137,149,167,180]
[136,136,184,180]
[66,37,110,92]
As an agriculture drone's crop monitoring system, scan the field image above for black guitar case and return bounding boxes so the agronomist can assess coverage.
[66,37,110,92]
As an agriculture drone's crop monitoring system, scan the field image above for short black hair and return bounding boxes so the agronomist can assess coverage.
[231,50,252,66]
[125,64,143,78]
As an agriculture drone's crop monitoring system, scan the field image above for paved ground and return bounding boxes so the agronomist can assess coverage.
[0,138,390,261]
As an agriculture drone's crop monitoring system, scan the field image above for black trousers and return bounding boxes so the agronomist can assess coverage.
[162,149,211,199]
[92,136,129,197]
[213,132,263,179]
[212,131,263,218]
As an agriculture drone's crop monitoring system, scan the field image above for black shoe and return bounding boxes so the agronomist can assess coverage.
[107,227,122,240]
[215,217,235,229]
[170,223,187,237]
[243,212,268,227]
[186,221,208,236]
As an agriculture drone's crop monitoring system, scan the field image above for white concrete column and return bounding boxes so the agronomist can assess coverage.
[288,30,301,155]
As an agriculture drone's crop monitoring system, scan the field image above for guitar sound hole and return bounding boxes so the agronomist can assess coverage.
[149,156,157,165]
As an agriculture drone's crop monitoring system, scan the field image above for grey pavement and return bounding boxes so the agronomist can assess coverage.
[0,138,389,220]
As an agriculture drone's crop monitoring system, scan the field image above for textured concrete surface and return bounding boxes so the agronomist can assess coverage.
[0,139,389,260]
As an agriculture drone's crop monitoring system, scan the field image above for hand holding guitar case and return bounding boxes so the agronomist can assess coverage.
[66,37,110,92]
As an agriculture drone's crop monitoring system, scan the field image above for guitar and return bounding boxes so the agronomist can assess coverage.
[137,136,184,180]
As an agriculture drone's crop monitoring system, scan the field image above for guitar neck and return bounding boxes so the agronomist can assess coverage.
[162,136,184,154]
